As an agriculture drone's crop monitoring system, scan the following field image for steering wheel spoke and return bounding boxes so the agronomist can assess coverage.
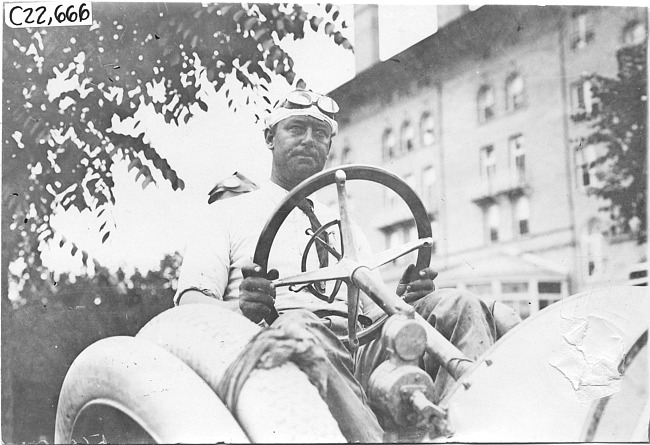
[368,237,434,270]
[335,170,358,261]
[272,260,356,288]
[347,284,361,352]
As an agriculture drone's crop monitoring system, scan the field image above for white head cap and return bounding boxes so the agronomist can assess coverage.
[266,90,339,136]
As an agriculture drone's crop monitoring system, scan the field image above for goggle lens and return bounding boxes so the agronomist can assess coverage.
[282,90,340,116]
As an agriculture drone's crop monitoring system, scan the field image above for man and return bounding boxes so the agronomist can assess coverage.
[175,89,517,441]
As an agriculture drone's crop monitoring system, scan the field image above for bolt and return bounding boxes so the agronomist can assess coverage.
[485,359,493,366]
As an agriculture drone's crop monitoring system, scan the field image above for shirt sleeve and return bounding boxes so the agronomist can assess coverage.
[174,206,231,305]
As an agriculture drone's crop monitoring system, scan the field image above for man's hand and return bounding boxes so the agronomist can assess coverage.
[239,264,280,324]
[395,264,438,304]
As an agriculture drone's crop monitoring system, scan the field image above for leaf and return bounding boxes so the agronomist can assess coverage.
[286,70,296,85]
[254,28,269,42]
[310,16,323,32]
[127,158,142,171]
[244,17,258,32]
[101,232,110,244]
[233,9,246,23]
[261,37,275,52]
[198,100,208,112]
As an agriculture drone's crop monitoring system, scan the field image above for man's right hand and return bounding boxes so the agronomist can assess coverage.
[239,264,279,324]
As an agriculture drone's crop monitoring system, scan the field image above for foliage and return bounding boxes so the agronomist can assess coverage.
[572,43,647,243]
[3,5,351,441]
[2,2,350,288]
[7,253,181,443]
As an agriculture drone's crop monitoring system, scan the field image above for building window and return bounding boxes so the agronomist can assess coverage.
[385,189,397,209]
[325,149,337,168]
[466,282,492,295]
[430,219,438,255]
[505,73,526,111]
[570,10,594,50]
[403,173,416,195]
[420,112,436,146]
[571,79,597,116]
[502,282,529,293]
[400,120,415,153]
[538,281,562,310]
[480,145,496,180]
[622,20,646,46]
[404,224,417,243]
[385,228,400,249]
[575,144,599,188]
[382,128,396,160]
[509,134,525,182]
[514,196,530,236]
[385,225,417,265]
[487,204,500,242]
[477,85,495,123]
[385,228,401,265]
[341,145,352,164]
[502,300,531,319]
[402,224,418,265]
[539,299,558,310]
[585,220,605,277]
[422,166,436,206]
[538,281,562,294]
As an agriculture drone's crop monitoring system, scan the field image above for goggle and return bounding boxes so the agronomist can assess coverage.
[279,90,340,117]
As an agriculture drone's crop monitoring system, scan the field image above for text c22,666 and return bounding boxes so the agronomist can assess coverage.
[5,2,92,28]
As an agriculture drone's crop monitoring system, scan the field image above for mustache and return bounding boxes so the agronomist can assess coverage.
[291,145,319,157]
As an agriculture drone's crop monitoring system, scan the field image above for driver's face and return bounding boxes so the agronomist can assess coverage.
[268,115,332,190]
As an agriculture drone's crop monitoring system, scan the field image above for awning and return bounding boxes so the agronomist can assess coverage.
[436,251,569,286]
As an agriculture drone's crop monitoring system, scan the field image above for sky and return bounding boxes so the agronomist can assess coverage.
[40,3,450,276]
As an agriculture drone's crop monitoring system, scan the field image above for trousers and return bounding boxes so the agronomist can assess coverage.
[270,288,499,442]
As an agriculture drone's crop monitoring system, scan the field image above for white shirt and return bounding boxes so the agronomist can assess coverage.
[175,179,381,317]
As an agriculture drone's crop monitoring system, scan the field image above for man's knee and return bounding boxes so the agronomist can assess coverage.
[274,309,321,326]
[444,288,489,316]
[414,288,487,319]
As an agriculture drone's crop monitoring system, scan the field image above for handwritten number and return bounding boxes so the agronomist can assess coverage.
[54,5,65,22]
[79,3,89,21]
[7,2,91,27]
[23,7,33,24]
[66,5,77,21]
[35,6,46,25]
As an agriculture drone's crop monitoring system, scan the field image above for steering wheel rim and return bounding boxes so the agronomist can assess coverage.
[253,164,432,345]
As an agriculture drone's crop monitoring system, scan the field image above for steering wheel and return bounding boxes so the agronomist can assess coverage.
[253,164,433,348]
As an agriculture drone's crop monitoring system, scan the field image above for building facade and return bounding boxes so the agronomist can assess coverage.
[327,5,647,319]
